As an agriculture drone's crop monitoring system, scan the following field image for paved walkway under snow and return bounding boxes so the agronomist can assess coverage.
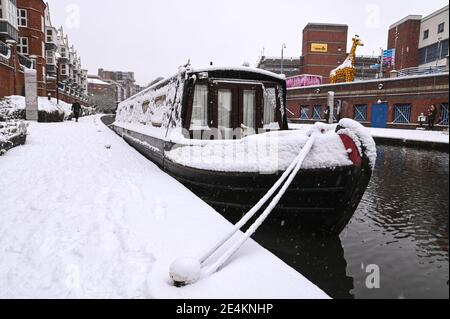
[0,116,328,299]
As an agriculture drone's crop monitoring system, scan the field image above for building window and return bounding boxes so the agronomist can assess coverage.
[354,104,368,122]
[17,8,27,27]
[61,64,67,75]
[393,104,411,124]
[438,22,445,34]
[300,106,310,120]
[423,29,429,40]
[439,103,449,126]
[46,30,53,43]
[17,37,28,55]
[46,50,54,64]
[312,105,322,120]
[418,39,449,64]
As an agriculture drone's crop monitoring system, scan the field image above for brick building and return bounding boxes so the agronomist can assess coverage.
[257,23,378,83]
[16,0,47,96]
[87,75,116,113]
[387,16,422,71]
[97,68,139,103]
[387,5,449,72]
[0,1,88,104]
[299,23,349,83]
[286,72,449,129]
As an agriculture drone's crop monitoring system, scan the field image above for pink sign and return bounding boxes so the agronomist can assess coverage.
[286,75,323,88]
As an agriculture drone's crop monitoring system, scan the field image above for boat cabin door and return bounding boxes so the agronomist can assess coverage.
[212,81,263,139]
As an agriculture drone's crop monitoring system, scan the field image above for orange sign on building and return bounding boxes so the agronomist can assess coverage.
[311,43,328,53]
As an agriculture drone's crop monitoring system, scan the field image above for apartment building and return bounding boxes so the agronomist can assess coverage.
[0,1,87,103]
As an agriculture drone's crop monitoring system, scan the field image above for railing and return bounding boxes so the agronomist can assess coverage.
[397,65,449,77]
[18,54,34,69]
[0,40,11,60]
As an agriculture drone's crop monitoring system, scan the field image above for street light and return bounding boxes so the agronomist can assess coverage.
[281,43,287,75]
[436,37,442,67]
[55,51,61,105]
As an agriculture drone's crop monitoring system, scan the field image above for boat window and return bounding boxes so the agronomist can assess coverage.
[218,89,233,139]
[155,95,166,108]
[142,101,150,114]
[190,85,208,130]
[263,87,278,129]
[243,89,256,135]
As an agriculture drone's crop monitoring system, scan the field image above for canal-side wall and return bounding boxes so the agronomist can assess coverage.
[287,73,449,130]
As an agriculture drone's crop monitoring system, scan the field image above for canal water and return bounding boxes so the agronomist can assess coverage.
[252,145,449,299]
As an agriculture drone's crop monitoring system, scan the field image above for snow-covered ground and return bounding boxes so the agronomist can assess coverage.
[0,115,328,299]
[289,123,449,144]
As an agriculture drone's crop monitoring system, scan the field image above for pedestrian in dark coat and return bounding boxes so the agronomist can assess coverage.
[427,104,437,131]
[72,102,82,122]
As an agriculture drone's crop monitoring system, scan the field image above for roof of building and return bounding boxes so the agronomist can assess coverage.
[389,15,423,29]
[422,5,449,23]
[303,23,348,31]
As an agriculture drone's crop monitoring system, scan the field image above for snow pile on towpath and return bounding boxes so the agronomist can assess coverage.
[0,115,328,299]
[0,95,73,119]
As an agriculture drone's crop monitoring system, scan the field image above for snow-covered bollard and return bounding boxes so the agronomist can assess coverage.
[169,257,201,287]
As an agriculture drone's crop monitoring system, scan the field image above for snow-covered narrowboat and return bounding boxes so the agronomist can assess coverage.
[111,66,376,234]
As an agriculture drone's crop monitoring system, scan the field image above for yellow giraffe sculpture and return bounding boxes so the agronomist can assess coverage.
[330,36,364,84]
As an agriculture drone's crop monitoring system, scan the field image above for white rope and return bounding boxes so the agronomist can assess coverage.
[201,132,319,277]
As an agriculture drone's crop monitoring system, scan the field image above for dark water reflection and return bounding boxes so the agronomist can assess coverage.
[252,145,449,299]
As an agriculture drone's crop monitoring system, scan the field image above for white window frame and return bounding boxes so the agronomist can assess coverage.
[46,50,55,64]
[46,29,53,43]
[61,64,68,76]
[17,8,27,27]
[17,37,28,55]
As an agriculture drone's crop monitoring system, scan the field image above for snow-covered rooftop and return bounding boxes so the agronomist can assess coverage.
[190,66,286,80]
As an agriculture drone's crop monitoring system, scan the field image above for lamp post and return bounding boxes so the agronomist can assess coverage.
[55,51,61,105]
[281,43,286,75]
[436,37,442,67]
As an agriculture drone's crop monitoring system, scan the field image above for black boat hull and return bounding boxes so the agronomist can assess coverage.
[112,124,372,235]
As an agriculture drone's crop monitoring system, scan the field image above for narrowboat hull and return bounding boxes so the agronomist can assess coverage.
[111,122,372,235]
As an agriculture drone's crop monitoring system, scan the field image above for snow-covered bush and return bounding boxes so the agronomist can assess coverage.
[0,96,80,122]
[0,120,28,155]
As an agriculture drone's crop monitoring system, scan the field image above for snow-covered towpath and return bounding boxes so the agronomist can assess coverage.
[0,116,328,299]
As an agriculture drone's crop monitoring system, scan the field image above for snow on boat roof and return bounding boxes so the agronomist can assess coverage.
[87,78,110,85]
[121,66,286,105]
[190,66,286,80]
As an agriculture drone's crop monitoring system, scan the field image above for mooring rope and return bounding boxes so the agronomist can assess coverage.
[201,131,319,277]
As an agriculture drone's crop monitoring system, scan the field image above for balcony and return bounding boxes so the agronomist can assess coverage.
[18,54,34,69]
[397,65,449,77]
[0,20,18,42]
[46,64,57,74]
[0,40,11,60]
[45,27,58,50]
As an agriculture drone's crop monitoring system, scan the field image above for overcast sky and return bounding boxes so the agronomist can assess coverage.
[46,0,448,85]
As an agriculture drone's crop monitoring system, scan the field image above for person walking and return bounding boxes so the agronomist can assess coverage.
[72,101,82,123]
[427,104,437,131]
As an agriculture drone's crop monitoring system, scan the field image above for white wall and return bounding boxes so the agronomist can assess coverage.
[419,6,449,49]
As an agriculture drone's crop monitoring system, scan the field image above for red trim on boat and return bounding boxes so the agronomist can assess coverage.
[339,134,362,167]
